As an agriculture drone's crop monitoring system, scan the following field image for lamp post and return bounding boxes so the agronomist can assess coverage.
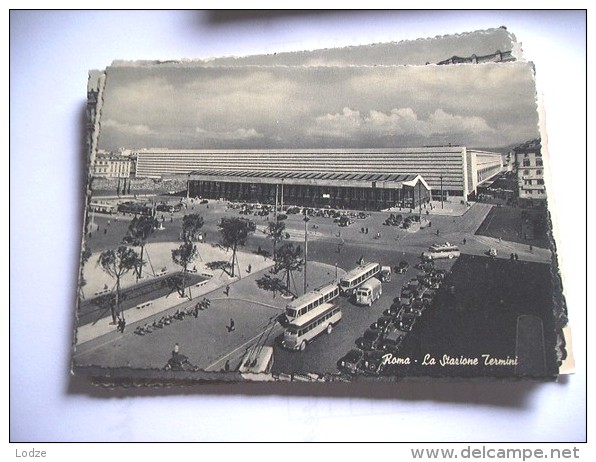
[440,174,444,209]
[186,173,190,203]
[303,210,309,295]
[280,179,284,209]
[418,180,422,217]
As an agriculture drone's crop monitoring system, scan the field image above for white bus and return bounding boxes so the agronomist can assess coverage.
[285,282,340,322]
[339,262,381,295]
[282,303,342,351]
[355,277,383,306]
[422,242,461,261]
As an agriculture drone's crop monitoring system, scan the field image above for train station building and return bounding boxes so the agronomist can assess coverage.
[130,146,503,210]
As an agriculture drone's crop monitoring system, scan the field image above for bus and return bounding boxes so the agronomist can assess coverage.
[421,242,461,261]
[117,201,153,216]
[282,303,342,351]
[284,282,340,322]
[90,202,117,214]
[339,262,381,295]
[355,277,383,306]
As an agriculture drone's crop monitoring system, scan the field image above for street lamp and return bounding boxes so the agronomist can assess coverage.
[303,210,309,294]
[440,173,444,209]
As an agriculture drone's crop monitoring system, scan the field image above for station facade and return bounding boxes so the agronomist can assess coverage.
[131,147,503,210]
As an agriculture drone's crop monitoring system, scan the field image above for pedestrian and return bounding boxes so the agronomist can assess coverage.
[107,219,111,226]
[514,253,519,261]
[228,318,235,332]
[436,229,440,236]
[247,264,252,273]
[225,285,230,296]
[104,228,107,234]
[225,360,230,371]
[120,317,126,332]
[510,253,515,261]
[172,343,180,356]
[463,238,466,245]
[529,245,533,253]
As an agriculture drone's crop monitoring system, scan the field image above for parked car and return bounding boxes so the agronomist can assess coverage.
[370,316,395,333]
[358,329,384,350]
[361,350,386,376]
[397,312,417,332]
[406,299,425,317]
[399,288,415,306]
[383,303,404,318]
[421,290,436,307]
[380,328,407,353]
[337,349,364,374]
[395,261,409,274]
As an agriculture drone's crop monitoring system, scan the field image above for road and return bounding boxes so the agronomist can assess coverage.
[75,195,552,378]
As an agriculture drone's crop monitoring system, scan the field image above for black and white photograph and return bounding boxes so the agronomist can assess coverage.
[10,10,586,443]
[74,33,568,383]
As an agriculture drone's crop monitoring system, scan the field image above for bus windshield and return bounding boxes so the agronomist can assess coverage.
[286,308,298,318]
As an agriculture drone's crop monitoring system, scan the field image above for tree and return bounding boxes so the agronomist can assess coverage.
[218,217,255,277]
[97,246,141,323]
[122,215,158,280]
[171,241,198,298]
[267,220,286,260]
[272,243,304,296]
[181,213,204,242]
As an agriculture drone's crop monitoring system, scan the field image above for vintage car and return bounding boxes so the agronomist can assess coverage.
[337,349,365,374]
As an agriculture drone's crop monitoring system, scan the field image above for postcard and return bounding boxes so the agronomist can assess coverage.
[73,30,569,384]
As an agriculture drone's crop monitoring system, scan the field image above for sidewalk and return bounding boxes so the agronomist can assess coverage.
[76,241,347,345]
[384,200,473,217]
[81,240,272,299]
[77,242,276,344]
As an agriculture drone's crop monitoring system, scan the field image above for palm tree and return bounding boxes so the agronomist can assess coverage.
[181,214,204,242]
[122,215,158,280]
[97,246,141,323]
[272,243,304,296]
[267,220,286,260]
[171,241,198,298]
[218,217,255,277]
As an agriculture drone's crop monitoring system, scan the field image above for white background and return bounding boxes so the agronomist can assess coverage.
[8,9,587,443]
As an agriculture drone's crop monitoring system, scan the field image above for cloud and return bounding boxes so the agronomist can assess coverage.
[97,64,539,150]
[101,118,156,136]
[309,106,495,139]
[427,109,496,135]
[195,127,264,140]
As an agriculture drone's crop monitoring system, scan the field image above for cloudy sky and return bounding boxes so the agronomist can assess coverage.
[97,62,540,151]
